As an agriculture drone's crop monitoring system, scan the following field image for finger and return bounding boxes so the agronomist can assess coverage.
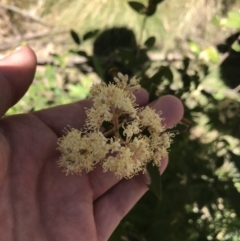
[0,46,37,117]
[94,96,184,241]
[149,95,184,128]
[0,133,9,188]
[94,158,168,241]
[33,88,149,137]
[33,100,92,137]
[94,157,169,241]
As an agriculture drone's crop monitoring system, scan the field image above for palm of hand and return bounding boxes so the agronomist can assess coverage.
[1,110,98,240]
[0,47,183,241]
[1,102,136,241]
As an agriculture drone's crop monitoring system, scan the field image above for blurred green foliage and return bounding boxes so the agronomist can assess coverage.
[7,0,240,240]
[7,64,91,115]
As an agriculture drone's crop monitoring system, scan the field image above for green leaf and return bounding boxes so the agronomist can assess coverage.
[77,50,88,57]
[228,11,240,22]
[146,4,157,16]
[151,0,164,4]
[69,50,88,58]
[83,29,99,41]
[70,29,81,45]
[144,36,156,48]
[224,11,240,29]
[212,16,221,26]
[128,1,146,14]
[204,46,220,63]
[147,163,162,200]
[232,42,240,52]
[224,19,240,29]
[188,40,201,56]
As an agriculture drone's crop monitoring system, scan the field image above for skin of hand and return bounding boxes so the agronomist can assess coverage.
[0,47,184,241]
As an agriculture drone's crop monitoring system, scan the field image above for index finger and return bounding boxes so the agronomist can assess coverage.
[0,47,36,117]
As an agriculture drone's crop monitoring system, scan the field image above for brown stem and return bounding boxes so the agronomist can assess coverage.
[132,143,143,162]
[139,16,147,46]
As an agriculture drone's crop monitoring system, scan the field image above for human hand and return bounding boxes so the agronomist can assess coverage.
[0,47,184,241]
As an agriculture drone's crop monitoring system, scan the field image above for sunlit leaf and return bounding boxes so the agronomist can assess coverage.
[224,19,240,29]
[228,11,240,22]
[188,40,201,56]
[205,46,220,63]
[200,46,220,63]
[212,16,221,26]
[232,42,240,52]
[223,11,240,29]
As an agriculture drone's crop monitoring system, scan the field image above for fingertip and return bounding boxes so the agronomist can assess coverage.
[0,46,37,115]
[1,46,37,67]
[0,46,37,87]
[134,88,149,106]
[150,95,184,128]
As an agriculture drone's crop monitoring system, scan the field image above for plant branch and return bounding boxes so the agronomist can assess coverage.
[0,30,68,51]
[0,3,49,27]
[0,8,20,37]
[138,15,147,47]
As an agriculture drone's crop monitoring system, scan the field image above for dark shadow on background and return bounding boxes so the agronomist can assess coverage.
[93,27,149,83]
[217,31,240,88]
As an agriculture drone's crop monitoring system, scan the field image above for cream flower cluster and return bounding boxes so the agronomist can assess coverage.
[57,73,173,178]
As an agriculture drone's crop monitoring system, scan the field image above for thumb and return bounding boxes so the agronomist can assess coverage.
[0,46,37,117]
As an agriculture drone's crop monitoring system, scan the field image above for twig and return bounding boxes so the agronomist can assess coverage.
[36,53,184,68]
[233,85,240,93]
[138,15,147,46]
[0,3,49,27]
[0,8,20,37]
[0,30,68,51]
